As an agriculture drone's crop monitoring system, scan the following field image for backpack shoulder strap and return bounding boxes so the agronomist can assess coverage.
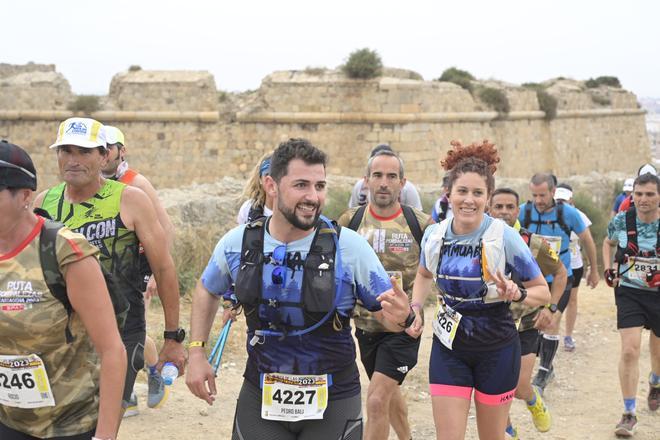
[39,219,75,343]
[401,205,423,247]
[347,205,367,232]
[625,207,638,253]
[555,202,572,237]
[522,201,533,229]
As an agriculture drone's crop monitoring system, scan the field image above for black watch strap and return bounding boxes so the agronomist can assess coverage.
[399,308,416,329]
[164,328,186,343]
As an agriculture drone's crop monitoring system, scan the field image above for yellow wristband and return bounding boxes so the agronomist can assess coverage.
[188,341,206,348]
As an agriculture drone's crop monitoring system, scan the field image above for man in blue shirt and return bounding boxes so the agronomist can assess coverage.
[519,173,599,392]
[186,138,413,440]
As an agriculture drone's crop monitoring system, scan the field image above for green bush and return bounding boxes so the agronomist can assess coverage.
[67,95,100,114]
[304,66,327,76]
[477,87,510,115]
[536,90,558,120]
[585,76,621,88]
[322,188,352,221]
[128,65,142,72]
[522,82,543,90]
[342,48,383,79]
[437,67,475,92]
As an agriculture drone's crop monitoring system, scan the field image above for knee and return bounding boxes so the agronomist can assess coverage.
[621,345,641,363]
[366,391,390,415]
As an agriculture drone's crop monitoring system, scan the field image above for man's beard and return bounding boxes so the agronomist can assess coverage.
[278,198,321,231]
[372,191,397,209]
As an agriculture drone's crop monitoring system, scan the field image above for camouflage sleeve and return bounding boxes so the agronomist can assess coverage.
[414,208,431,232]
[56,227,101,278]
[534,239,562,278]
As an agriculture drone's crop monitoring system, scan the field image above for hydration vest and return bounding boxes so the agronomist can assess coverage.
[37,216,129,342]
[347,204,423,247]
[615,207,660,266]
[234,217,347,337]
[246,203,266,223]
[522,201,571,253]
[424,217,507,304]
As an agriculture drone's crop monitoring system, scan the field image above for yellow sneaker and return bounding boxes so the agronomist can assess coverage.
[527,386,551,432]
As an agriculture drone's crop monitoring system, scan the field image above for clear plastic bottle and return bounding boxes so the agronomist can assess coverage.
[161,362,179,386]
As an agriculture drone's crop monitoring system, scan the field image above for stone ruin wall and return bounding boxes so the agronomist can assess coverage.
[0,65,650,195]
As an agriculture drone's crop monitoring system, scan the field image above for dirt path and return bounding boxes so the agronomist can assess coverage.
[119,284,659,439]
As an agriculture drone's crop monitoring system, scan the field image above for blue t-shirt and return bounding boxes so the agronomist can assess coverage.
[518,202,586,280]
[612,193,626,213]
[420,215,542,350]
[201,220,392,399]
[607,212,659,292]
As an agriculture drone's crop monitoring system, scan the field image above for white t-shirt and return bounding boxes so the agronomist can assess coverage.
[236,199,273,225]
[348,179,422,210]
[569,209,592,269]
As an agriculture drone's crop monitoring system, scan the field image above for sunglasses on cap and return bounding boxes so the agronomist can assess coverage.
[0,159,36,180]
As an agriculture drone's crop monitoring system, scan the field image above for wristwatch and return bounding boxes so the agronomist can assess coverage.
[399,308,416,329]
[512,288,527,303]
[163,328,186,343]
[545,303,558,313]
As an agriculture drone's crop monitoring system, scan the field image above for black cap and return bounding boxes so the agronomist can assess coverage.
[0,140,37,190]
[370,144,393,157]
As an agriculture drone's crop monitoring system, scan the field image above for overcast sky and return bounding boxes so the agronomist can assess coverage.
[4,1,658,98]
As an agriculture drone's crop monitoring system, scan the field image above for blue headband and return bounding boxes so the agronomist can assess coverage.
[259,158,271,177]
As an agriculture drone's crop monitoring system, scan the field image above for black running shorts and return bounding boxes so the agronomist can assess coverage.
[232,380,363,440]
[571,266,584,288]
[355,328,421,384]
[615,285,660,336]
[0,422,94,440]
[519,328,540,356]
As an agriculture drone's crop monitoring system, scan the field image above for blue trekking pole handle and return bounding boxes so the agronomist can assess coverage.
[211,320,232,373]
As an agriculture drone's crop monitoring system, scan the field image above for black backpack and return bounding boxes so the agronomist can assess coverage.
[347,204,424,247]
[38,216,129,343]
[521,201,571,252]
[615,206,660,265]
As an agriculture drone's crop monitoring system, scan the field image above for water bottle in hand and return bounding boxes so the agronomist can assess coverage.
[161,362,179,386]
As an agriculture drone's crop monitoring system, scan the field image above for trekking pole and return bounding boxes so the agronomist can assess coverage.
[208,320,232,373]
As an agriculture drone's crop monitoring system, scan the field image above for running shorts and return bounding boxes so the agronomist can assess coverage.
[429,336,521,406]
[518,328,540,356]
[232,380,363,440]
[0,422,94,440]
[355,328,420,384]
[571,266,584,288]
[615,285,660,336]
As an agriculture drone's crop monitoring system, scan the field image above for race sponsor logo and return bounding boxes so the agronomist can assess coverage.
[0,281,45,305]
[73,219,117,250]
[65,121,87,135]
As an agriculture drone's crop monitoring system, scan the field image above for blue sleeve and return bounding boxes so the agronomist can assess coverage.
[566,206,586,234]
[339,228,390,312]
[200,227,243,296]
[607,213,625,242]
[503,226,542,282]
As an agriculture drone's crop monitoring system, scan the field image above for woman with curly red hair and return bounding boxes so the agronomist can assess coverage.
[408,140,551,439]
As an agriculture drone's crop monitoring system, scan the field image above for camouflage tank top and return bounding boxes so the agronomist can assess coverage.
[338,205,429,332]
[41,179,143,333]
[0,217,100,437]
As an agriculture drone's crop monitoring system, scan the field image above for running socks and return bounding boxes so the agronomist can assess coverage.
[624,398,636,414]
[539,334,560,370]
[527,392,537,407]
[651,372,660,386]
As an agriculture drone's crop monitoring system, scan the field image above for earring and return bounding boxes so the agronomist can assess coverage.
[24,204,29,210]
